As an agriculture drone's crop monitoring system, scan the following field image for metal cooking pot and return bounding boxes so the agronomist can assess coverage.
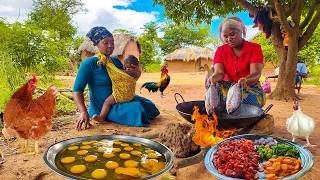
[44,135,174,180]
[174,93,273,129]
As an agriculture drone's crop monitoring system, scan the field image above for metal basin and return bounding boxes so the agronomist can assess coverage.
[43,135,175,180]
[174,93,273,129]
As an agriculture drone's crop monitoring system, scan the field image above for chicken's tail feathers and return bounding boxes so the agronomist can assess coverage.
[140,82,159,93]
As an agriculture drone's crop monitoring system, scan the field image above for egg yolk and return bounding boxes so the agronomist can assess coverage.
[91,169,107,179]
[119,153,131,160]
[145,149,155,154]
[112,148,121,153]
[130,150,142,156]
[77,150,88,156]
[133,143,142,147]
[142,159,158,170]
[67,146,79,151]
[115,167,141,177]
[84,155,98,162]
[103,153,115,158]
[124,160,139,168]
[113,141,122,145]
[124,147,134,151]
[147,153,159,159]
[105,161,120,169]
[70,165,87,174]
[80,145,92,150]
[61,157,76,164]
[97,148,106,153]
[81,141,93,145]
[120,143,129,147]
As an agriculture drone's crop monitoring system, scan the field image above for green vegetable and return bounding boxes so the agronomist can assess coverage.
[272,144,300,158]
[257,145,273,160]
[256,144,300,160]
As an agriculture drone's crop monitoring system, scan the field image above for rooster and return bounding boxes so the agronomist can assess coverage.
[140,65,170,97]
[1,75,58,155]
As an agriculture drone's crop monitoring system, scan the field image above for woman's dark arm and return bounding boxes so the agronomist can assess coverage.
[73,92,92,130]
[72,57,95,130]
[239,63,263,86]
[210,63,225,84]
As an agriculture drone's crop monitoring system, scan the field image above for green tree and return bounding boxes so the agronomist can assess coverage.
[159,22,216,55]
[253,34,278,67]
[138,22,161,68]
[299,26,320,66]
[154,0,320,100]
[0,22,72,74]
[253,26,320,70]
[26,0,85,39]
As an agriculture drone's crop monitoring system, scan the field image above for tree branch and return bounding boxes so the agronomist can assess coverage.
[234,0,258,17]
[274,1,291,33]
[292,0,304,25]
[298,8,320,49]
[285,0,297,17]
[300,1,320,29]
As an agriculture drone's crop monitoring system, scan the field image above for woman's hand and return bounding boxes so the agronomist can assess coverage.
[76,111,93,131]
[210,73,224,84]
[238,78,247,88]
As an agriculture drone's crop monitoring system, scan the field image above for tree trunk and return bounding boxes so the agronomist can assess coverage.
[269,24,299,101]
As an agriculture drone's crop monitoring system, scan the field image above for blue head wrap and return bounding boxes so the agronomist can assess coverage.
[86,26,113,45]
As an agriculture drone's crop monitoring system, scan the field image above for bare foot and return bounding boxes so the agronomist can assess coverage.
[92,115,104,123]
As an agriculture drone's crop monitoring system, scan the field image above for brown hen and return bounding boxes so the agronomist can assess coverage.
[2,75,58,154]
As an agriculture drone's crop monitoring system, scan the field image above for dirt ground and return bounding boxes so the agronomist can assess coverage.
[0,72,319,179]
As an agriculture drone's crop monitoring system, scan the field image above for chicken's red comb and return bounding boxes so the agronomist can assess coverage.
[31,74,37,82]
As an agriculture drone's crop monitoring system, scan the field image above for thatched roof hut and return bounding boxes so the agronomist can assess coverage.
[111,33,141,63]
[165,47,215,72]
[78,37,98,54]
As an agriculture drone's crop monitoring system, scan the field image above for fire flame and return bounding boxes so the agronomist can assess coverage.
[191,106,237,147]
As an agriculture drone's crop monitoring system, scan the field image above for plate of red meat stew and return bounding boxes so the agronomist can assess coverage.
[204,134,313,180]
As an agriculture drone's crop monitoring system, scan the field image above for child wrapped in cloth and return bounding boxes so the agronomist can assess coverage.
[92,54,140,122]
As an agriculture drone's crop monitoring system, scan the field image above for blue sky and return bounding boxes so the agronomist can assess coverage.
[0,0,259,39]
[114,0,258,38]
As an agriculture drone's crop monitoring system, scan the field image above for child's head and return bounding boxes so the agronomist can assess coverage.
[124,55,139,69]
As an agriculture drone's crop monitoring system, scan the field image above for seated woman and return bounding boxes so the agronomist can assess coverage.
[209,17,266,108]
[72,27,160,130]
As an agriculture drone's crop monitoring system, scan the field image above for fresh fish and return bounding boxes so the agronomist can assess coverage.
[226,84,241,114]
[205,84,220,115]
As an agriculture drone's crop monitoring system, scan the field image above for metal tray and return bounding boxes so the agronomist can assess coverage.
[44,135,175,180]
[204,134,314,180]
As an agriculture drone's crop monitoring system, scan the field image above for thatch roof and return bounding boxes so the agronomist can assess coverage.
[111,33,140,56]
[78,37,98,54]
[165,47,215,61]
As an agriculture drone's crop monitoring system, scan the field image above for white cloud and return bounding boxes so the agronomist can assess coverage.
[245,25,261,40]
[0,0,158,35]
[74,0,157,35]
[0,0,32,22]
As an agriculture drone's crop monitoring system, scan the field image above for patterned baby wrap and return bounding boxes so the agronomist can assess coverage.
[96,53,136,103]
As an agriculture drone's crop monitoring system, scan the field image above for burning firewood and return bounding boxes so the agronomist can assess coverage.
[191,106,237,147]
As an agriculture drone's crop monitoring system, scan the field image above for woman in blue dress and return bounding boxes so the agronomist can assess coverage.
[73,27,160,130]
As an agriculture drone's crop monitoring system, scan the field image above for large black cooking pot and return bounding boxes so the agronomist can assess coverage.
[174,93,273,129]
